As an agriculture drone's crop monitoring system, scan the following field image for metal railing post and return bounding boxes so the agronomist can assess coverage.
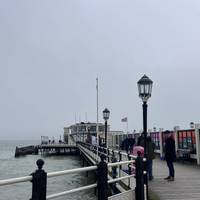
[111,152,118,194]
[128,154,131,187]
[97,155,108,200]
[118,151,122,169]
[30,159,47,200]
[135,152,144,200]
[107,149,110,162]
[118,151,122,177]
[144,158,149,200]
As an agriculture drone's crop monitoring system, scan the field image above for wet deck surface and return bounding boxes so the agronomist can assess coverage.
[149,158,200,200]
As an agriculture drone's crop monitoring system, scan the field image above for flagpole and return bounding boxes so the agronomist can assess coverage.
[96,77,99,161]
[126,118,128,135]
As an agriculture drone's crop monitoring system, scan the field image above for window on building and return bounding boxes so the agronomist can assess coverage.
[90,126,96,132]
[98,125,104,132]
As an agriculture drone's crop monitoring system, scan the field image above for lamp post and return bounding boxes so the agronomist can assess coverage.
[103,108,110,148]
[137,75,153,155]
[137,74,153,199]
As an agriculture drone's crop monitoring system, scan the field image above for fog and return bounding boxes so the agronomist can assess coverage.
[0,1,200,140]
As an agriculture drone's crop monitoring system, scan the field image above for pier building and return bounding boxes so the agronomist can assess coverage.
[64,122,108,144]
[64,122,124,148]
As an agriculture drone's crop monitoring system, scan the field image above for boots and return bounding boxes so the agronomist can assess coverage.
[164,176,171,180]
[164,176,174,181]
[168,176,174,181]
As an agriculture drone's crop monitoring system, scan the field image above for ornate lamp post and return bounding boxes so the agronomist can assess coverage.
[137,74,153,155]
[137,74,153,199]
[103,108,110,148]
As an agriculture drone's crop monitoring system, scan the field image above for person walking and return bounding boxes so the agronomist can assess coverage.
[138,134,155,181]
[164,130,176,181]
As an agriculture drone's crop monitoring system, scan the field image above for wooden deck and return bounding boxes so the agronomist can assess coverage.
[149,158,200,200]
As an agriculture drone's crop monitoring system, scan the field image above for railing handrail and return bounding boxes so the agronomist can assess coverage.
[0,175,32,186]
[46,183,97,199]
[78,142,147,162]
[0,166,97,186]
[108,174,135,184]
[46,174,137,200]
[48,165,97,178]
[1,142,146,200]
[107,160,134,167]
[0,159,135,187]
[77,142,138,159]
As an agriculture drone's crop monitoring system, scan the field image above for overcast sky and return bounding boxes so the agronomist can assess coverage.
[0,0,200,140]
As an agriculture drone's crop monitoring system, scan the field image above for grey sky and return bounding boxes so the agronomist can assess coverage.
[0,1,200,140]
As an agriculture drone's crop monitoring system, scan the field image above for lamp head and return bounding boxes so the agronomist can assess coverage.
[103,108,110,121]
[137,75,153,102]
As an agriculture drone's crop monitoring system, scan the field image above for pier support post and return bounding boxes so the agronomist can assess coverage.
[107,149,110,162]
[128,154,131,187]
[118,151,122,177]
[30,159,47,200]
[97,154,108,200]
[135,152,144,200]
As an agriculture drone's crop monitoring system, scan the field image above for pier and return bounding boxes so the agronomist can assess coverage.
[150,158,200,200]
[37,144,78,155]
[15,144,79,157]
[2,141,200,200]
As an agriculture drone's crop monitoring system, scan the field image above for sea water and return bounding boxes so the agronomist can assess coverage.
[0,140,96,200]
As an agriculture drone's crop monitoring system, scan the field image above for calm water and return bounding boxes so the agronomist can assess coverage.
[0,140,96,200]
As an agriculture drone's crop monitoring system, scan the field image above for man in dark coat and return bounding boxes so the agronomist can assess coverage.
[164,130,176,181]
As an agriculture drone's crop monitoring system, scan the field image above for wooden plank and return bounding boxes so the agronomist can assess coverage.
[149,158,200,199]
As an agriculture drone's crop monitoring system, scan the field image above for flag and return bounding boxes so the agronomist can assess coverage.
[121,117,128,122]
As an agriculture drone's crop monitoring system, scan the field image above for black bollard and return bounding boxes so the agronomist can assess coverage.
[97,154,108,200]
[135,152,144,200]
[30,159,47,200]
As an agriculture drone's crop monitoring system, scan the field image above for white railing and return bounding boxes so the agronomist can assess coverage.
[1,142,148,200]
[0,160,135,200]
[77,142,138,163]
[78,142,147,163]
[0,165,97,186]
[48,165,97,178]
[47,184,97,199]
[0,176,32,186]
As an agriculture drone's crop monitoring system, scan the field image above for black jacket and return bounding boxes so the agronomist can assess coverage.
[164,137,176,162]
